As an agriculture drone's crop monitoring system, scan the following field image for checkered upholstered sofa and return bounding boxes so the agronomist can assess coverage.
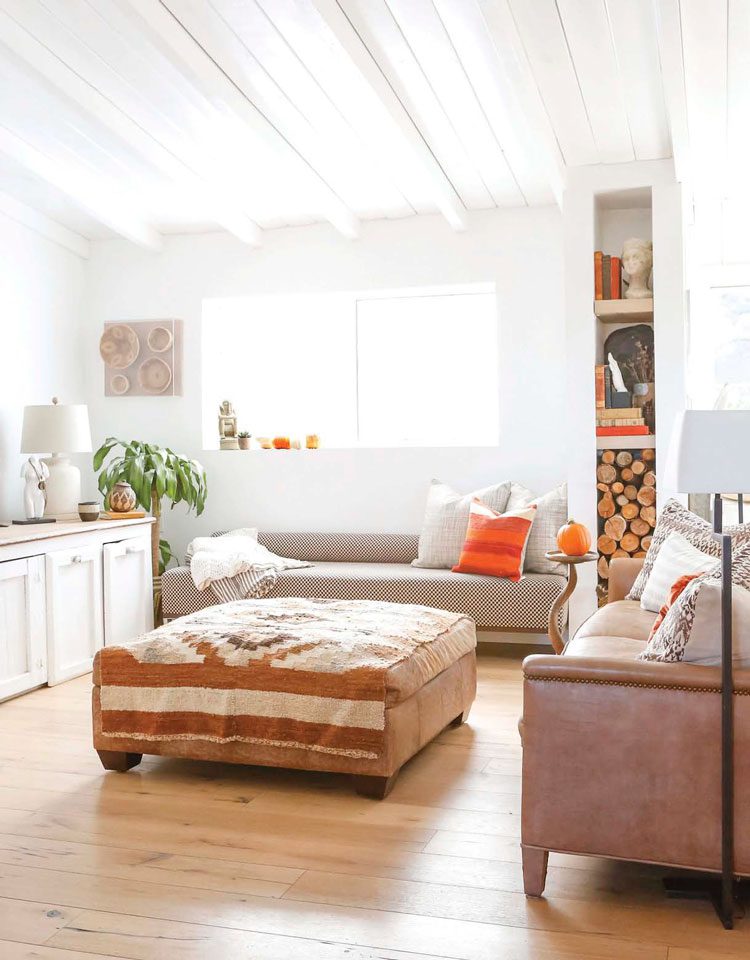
[161,531,567,634]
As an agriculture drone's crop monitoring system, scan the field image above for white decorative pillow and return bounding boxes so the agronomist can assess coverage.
[186,527,258,561]
[639,542,750,666]
[412,480,511,569]
[506,482,567,575]
[627,499,750,601]
[639,532,718,613]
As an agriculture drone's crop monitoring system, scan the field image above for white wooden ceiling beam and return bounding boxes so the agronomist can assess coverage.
[310,0,466,231]
[654,0,692,187]
[677,0,727,201]
[604,0,671,161]
[554,0,633,163]
[0,124,162,250]
[461,0,564,207]
[119,0,359,239]
[0,0,262,246]
[0,189,90,257]
[502,0,598,167]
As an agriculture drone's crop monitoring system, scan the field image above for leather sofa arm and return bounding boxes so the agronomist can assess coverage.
[607,557,644,603]
[523,653,750,693]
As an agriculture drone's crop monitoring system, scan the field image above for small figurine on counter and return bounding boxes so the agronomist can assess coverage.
[218,400,239,450]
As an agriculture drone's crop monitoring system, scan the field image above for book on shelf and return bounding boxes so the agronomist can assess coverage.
[598,407,640,419]
[602,254,611,299]
[604,366,613,408]
[593,251,624,300]
[596,418,645,427]
[596,425,651,437]
[595,364,606,408]
[610,256,621,299]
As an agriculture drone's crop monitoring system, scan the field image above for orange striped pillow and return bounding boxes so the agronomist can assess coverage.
[452,499,537,581]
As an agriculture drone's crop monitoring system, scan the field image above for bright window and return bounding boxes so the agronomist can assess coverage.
[689,282,750,410]
[202,287,498,448]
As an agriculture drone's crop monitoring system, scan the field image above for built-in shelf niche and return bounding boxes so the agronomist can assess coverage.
[594,188,655,604]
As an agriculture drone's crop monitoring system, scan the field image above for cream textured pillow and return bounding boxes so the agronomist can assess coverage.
[639,532,718,613]
[506,482,567,575]
[639,542,750,666]
[412,480,511,569]
[627,499,750,601]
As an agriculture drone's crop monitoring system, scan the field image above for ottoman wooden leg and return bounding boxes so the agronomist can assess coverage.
[353,771,399,799]
[449,708,471,727]
[522,846,549,897]
[97,750,142,772]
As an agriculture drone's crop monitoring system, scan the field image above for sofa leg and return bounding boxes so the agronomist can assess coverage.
[449,708,471,727]
[97,750,142,772]
[522,846,549,897]
[353,771,399,799]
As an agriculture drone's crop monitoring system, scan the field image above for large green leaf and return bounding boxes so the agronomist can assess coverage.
[93,437,207,521]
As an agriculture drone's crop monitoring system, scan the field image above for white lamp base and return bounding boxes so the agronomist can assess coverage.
[43,454,81,519]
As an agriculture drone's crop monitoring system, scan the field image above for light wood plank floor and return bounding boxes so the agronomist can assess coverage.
[0,651,747,959]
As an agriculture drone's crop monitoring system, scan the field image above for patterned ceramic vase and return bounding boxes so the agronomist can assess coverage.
[109,480,137,513]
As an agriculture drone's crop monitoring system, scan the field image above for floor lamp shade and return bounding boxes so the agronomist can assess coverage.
[664,410,750,495]
[21,400,92,517]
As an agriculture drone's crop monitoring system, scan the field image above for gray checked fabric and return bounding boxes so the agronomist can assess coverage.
[164,532,566,632]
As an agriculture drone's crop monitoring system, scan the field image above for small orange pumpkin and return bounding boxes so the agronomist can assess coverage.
[557,519,591,556]
[272,436,291,450]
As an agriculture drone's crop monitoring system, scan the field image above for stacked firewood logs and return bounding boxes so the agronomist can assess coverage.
[596,448,656,600]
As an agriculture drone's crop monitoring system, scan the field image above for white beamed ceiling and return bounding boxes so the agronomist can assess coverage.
[0,0,688,250]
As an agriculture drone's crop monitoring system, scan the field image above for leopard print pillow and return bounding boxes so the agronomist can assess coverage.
[627,499,750,601]
[639,541,750,664]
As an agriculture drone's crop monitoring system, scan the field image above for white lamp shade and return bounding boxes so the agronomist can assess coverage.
[21,402,92,454]
[665,410,750,494]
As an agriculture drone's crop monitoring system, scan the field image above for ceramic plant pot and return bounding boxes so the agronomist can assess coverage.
[238,437,251,450]
[78,501,101,522]
[109,481,137,513]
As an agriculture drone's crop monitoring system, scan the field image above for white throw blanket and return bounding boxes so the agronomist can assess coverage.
[188,528,311,604]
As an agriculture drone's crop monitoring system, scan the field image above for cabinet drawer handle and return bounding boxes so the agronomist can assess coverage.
[71,555,82,564]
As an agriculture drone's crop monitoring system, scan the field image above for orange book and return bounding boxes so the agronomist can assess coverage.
[595,364,606,408]
[594,251,603,300]
[596,425,650,436]
[610,256,621,299]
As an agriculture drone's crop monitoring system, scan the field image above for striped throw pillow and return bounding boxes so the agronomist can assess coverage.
[452,500,537,581]
[639,532,718,613]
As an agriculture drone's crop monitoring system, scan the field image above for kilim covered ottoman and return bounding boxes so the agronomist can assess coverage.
[92,597,477,798]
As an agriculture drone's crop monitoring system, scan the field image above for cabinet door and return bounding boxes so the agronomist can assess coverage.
[103,535,153,646]
[0,557,46,700]
[46,545,103,685]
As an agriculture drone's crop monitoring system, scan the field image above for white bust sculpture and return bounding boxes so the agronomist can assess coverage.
[20,456,49,520]
[621,238,653,300]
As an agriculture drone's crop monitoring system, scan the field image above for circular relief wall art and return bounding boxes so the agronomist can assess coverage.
[100,324,139,369]
[147,325,173,353]
[138,357,172,394]
[110,374,130,395]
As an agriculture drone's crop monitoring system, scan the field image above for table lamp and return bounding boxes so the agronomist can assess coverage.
[21,398,92,519]
[664,409,750,928]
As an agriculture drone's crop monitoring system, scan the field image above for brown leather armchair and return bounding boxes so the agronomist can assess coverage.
[520,557,750,896]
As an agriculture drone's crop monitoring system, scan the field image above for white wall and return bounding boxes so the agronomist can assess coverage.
[82,207,566,559]
[0,212,86,521]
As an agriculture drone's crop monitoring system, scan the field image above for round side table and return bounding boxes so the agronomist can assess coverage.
[544,550,597,654]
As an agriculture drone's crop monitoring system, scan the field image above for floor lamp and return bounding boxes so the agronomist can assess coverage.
[664,409,750,928]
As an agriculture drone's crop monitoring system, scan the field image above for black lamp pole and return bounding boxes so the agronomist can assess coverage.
[715,493,735,929]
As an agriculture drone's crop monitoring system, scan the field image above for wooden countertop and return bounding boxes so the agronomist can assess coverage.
[0,516,154,549]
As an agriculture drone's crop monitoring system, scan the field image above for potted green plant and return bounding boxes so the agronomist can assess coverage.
[94,438,207,622]
[238,431,252,450]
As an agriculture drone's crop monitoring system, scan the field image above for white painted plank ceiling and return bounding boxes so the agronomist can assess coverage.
[0,0,704,252]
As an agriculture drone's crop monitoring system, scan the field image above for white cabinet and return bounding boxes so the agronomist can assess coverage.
[46,545,104,685]
[103,534,154,646]
[0,518,153,698]
[0,557,47,700]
